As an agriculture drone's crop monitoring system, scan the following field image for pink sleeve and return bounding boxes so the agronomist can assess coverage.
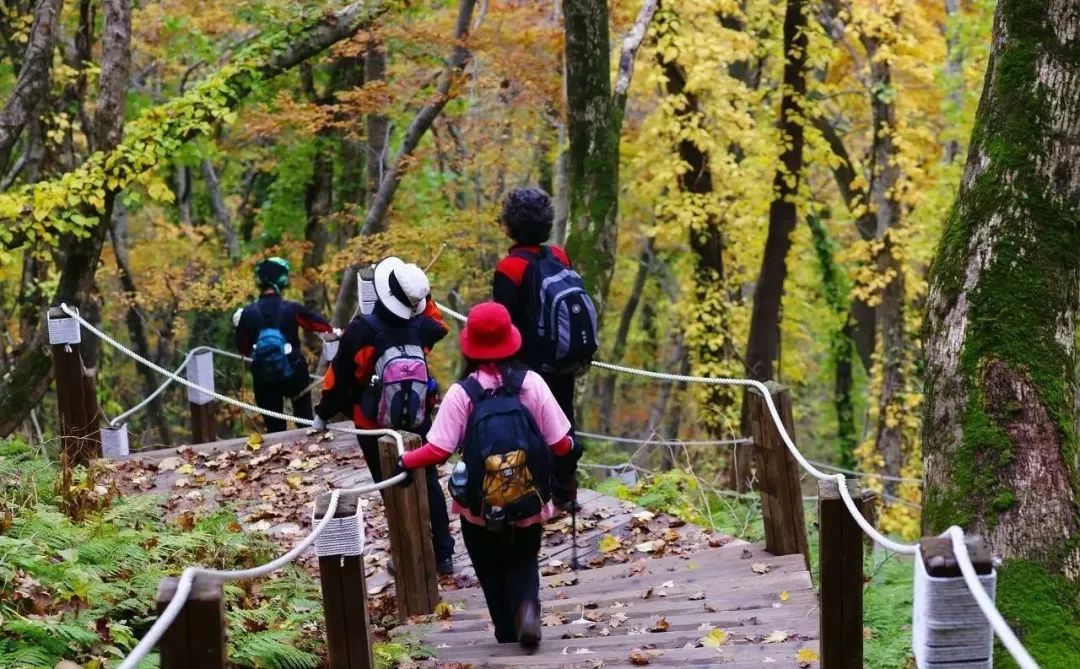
[426,383,470,453]
[522,371,571,445]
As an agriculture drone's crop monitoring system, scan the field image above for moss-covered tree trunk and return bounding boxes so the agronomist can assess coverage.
[561,0,619,313]
[922,1,1080,661]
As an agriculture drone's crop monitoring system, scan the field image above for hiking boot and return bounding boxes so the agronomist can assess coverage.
[554,496,582,514]
[437,558,455,576]
[516,600,541,653]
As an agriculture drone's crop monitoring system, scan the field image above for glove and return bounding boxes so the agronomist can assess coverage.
[393,456,413,487]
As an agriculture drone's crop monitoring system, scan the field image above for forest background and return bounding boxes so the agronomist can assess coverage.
[9,0,1080,667]
[0,0,996,536]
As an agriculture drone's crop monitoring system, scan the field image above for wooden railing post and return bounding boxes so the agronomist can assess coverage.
[186,349,217,443]
[156,576,226,668]
[914,536,995,667]
[315,491,374,669]
[47,307,101,464]
[818,478,871,669]
[379,432,439,620]
[748,383,809,563]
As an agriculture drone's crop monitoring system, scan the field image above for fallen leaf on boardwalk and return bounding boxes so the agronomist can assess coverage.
[649,617,669,633]
[598,627,610,637]
[629,650,651,666]
[659,580,676,588]
[697,622,713,631]
[286,475,303,489]
[763,630,789,643]
[562,648,594,655]
[663,528,681,542]
[688,591,705,601]
[598,534,621,553]
[159,456,182,471]
[779,590,791,602]
[583,609,602,622]
[796,648,819,666]
[632,510,655,522]
[434,601,454,620]
[640,587,654,600]
[542,612,566,627]
[246,433,263,450]
[635,540,665,553]
[609,612,629,628]
[751,562,771,574]
[699,628,730,648]
[176,463,196,475]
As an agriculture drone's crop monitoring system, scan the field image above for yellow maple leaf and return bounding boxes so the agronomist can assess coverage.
[434,601,454,620]
[779,590,791,602]
[176,464,195,475]
[700,628,729,648]
[598,534,621,554]
[795,647,819,664]
[246,433,263,450]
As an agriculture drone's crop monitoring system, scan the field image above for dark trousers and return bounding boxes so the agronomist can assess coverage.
[358,434,454,563]
[539,371,578,501]
[253,370,313,434]
[461,520,542,643]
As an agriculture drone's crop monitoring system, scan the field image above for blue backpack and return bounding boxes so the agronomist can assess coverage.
[251,302,295,384]
[514,247,598,374]
[458,366,552,530]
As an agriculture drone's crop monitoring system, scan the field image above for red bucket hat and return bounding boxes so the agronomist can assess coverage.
[459,302,522,361]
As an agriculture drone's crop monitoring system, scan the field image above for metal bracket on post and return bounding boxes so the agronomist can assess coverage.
[47,307,82,348]
[914,536,996,668]
[101,423,130,458]
[186,349,217,444]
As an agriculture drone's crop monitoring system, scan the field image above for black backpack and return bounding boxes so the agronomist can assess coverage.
[458,366,552,529]
[514,247,598,375]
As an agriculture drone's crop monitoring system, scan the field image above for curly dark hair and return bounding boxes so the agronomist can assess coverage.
[500,187,554,245]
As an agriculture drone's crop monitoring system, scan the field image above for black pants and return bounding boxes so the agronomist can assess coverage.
[539,371,578,501]
[358,434,454,564]
[461,521,542,643]
[253,369,313,434]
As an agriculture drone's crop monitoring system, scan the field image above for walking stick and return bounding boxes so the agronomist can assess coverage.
[570,472,580,571]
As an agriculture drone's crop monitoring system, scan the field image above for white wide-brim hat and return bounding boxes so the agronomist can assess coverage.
[373,256,430,320]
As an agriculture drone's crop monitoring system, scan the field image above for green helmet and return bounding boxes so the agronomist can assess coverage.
[255,257,291,291]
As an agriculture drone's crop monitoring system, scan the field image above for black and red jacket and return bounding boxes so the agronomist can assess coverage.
[315,300,449,429]
[234,293,333,371]
[492,243,572,368]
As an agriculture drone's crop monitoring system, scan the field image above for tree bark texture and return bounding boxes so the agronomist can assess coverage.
[200,159,240,259]
[0,0,64,176]
[561,0,619,313]
[922,0,1080,659]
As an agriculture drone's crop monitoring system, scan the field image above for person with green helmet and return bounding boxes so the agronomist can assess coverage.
[234,257,337,433]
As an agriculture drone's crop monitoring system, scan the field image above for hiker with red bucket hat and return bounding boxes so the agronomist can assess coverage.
[394,302,576,652]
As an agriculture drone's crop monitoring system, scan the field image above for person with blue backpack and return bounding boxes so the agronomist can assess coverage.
[492,187,597,511]
[234,257,336,434]
[312,256,456,575]
[395,301,578,652]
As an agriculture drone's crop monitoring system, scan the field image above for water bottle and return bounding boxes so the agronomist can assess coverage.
[448,461,469,505]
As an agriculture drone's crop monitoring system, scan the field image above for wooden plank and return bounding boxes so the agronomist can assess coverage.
[818,478,867,669]
[319,555,350,669]
[190,401,218,444]
[748,384,809,568]
[341,555,375,669]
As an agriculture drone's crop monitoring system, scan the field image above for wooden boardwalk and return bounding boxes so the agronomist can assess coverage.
[113,424,819,667]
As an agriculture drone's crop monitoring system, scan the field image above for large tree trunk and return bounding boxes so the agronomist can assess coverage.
[922,0,1080,658]
[737,0,807,490]
[561,0,619,313]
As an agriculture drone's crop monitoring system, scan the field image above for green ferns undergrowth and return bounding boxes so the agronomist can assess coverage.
[0,439,419,669]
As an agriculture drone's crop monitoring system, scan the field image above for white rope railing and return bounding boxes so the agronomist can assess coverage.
[437,300,1037,667]
[576,430,752,447]
[108,345,321,427]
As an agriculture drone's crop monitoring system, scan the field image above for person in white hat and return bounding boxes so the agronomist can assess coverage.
[312,257,457,574]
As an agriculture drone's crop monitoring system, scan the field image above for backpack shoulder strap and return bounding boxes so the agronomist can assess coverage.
[458,376,487,404]
[500,365,528,396]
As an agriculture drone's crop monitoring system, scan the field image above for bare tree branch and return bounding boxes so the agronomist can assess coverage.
[0,0,64,176]
[613,0,660,118]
